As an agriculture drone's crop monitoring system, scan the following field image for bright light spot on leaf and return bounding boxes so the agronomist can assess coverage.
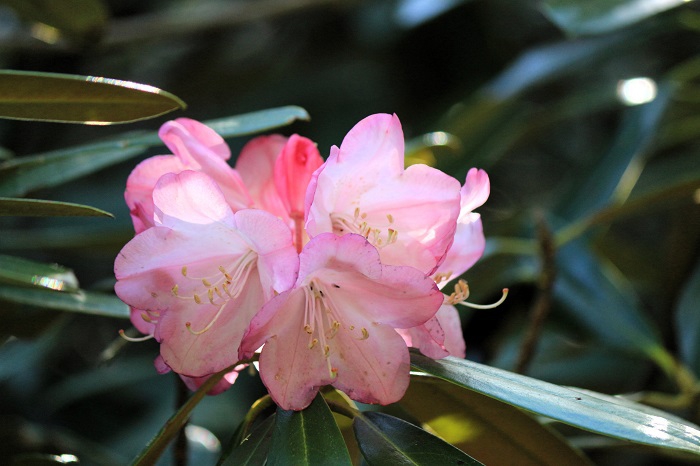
[31,275,65,290]
[638,416,672,441]
[85,76,164,95]
[693,188,700,204]
[30,23,61,44]
[428,413,481,443]
[185,425,220,452]
[55,454,79,464]
[617,77,657,106]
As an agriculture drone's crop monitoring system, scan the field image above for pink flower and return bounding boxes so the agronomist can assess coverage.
[125,118,252,233]
[397,168,490,359]
[305,114,462,275]
[239,233,444,410]
[115,170,299,378]
[235,134,323,249]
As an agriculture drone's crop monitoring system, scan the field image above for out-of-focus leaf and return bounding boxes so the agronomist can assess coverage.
[1,0,107,40]
[0,254,78,291]
[0,285,129,319]
[0,105,310,197]
[558,84,671,222]
[0,197,113,217]
[404,131,461,167]
[9,453,80,465]
[401,376,591,465]
[410,351,700,455]
[554,241,663,358]
[676,258,700,376]
[221,414,275,466]
[353,411,483,466]
[267,394,351,466]
[541,0,691,36]
[0,70,186,124]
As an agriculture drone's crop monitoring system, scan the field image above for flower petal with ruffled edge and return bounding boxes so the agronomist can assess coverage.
[240,233,443,410]
[125,118,252,233]
[115,170,298,379]
[305,113,461,275]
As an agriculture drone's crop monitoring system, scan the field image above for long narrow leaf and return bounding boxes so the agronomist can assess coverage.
[0,284,129,319]
[0,197,113,217]
[410,352,700,455]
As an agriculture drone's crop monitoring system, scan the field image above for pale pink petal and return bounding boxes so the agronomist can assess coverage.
[160,119,252,211]
[460,168,490,215]
[235,135,288,220]
[179,369,241,395]
[125,155,188,233]
[437,216,484,281]
[153,171,235,228]
[397,304,465,359]
[129,306,156,335]
[274,135,324,217]
[334,113,404,176]
[437,303,466,358]
[159,118,231,162]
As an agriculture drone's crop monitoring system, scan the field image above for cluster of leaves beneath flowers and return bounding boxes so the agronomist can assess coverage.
[1,0,700,465]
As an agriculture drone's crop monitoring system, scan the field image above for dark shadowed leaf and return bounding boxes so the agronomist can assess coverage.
[410,352,700,455]
[220,414,276,466]
[0,70,185,124]
[541,0,691,36]
[401,376,592,466]
[0,197,113,217]
[1,0,107,40]
[676,258,700,376]
[268,394,351,466]
[354,411,483,466]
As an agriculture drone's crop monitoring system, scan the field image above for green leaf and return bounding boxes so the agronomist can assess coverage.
[0,0,107,39]
[541,0,691,36]
[221,414,276,466]
[0,284,129,319]
[267,394,352,466]
[676,258,700,376]
[401,376,592,466]
[0,254,78,291]
[554,241,663,357]
[0,197,113,217]
[353,411,483,466]
[410,351,700,455]
[0,105,310,197]
[0,70,186,124]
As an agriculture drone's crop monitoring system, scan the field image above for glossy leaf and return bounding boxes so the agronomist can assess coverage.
[0,197,113,217]
[401,376,592,466]
[267,394,352,466]
[541,0,691,36]
[0,105,310,197]
[354,411,483,466]
[1,0,107,40]
[410,351,700,455]
[0,70,186,124]
[0,254,78,291]
[221,414,276,466]
[676,258,700,376]
[0,284,129,319]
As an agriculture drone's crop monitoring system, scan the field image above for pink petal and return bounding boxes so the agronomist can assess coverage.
[159,118,231,162]
[335,113,404,175]
[396,304,465,359]
[179,369,241,395]
[437,303,466,358]
[274,134,324,217]
[460,168,490,215]
[436,216,485,281]
[235,135,289,220]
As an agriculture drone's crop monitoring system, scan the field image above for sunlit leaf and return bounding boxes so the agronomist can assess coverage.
[676,258,700,376]
[0,254,78,291]
[0,0,107,40]
[0,197,113,217]
[401,376,592,466]
[268,394,352,466]
[0,105,310,197]
[220,414,276,466]
[8,453,81,465]
[410,351,700,455]
[0,284,129,319]
[353,411,483,466]
[0,70,186,124]
[541,0,692,36]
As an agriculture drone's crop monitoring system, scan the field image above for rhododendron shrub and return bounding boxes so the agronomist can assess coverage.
[114,113,489,409]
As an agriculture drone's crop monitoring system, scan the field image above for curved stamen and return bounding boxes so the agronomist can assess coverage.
[186,302,227,335]
[119,329,154,342]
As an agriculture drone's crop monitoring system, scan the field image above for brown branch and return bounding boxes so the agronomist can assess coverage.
[515,212,556,375]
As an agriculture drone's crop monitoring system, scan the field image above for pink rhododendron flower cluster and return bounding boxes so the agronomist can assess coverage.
[114,113,490,410]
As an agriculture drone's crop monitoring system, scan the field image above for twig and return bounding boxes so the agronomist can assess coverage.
[515,212,556,374]
[174,377,189,466]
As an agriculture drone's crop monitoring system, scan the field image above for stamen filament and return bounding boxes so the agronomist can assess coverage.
[119,329,154,342]
[456,288,509,309]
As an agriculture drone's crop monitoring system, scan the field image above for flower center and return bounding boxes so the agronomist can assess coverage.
[169,250,257,335]
[302,278,371,379]
[331,207,398,249]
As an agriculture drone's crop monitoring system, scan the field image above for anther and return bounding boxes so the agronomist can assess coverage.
[308,338,318,349]
[181,266,188,277]
[333,284,340,288]
[324,345,330,357]
[202,278,211,287]
[193,294,202,304]
[360,328,369,340]
[140,312,153,323]
[354,207,360,220]
[214,287,224,299]
[171,284,179,296]
[387,214,394,223]
[208,288,215,305]
[304,324,313,334]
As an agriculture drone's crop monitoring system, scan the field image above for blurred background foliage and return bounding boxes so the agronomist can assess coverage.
[0,0,699,464]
